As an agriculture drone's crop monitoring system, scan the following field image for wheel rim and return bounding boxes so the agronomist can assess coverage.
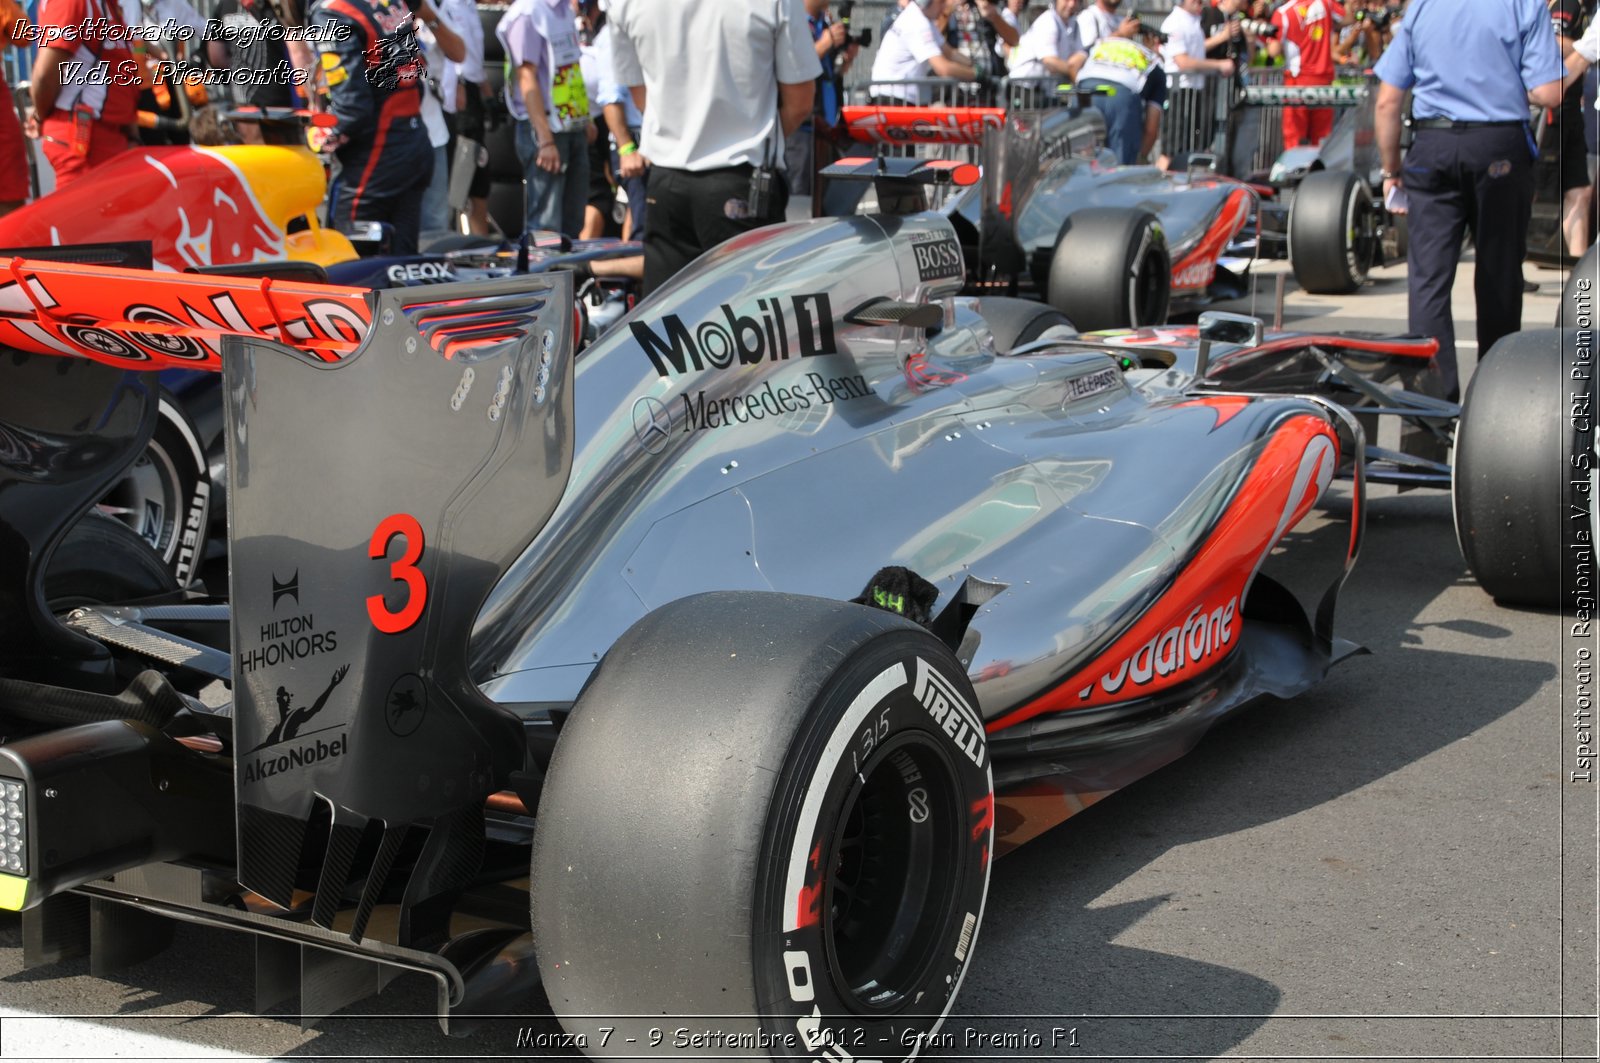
[95,442,181,561]
[1346,186,1377,284]
[1130,235,1169,327]
[821,733,963,1012]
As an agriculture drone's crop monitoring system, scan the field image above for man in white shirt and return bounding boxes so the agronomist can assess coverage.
[416,7,467,234]
[497,0,592,237]
[1076,0,1137,51]
[609,0,817,295]
[868,0,977,103]
[1008,0,1086,80]
[1159,0,1232,89]
[437,0,489,234]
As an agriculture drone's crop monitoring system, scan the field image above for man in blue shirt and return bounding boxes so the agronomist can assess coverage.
[1373,0,1564,399]
[785,0,860,197]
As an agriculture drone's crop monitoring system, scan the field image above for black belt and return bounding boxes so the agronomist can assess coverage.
[1412,118,1526,129]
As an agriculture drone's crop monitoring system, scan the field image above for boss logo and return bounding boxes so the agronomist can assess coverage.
[911,235,963,282]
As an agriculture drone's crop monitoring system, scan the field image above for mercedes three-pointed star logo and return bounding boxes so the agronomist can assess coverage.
[632,395,672,454]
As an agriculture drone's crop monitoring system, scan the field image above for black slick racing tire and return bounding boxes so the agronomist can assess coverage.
[1045,207,1169,332]
[978,296,1075,352]
[95,393,209,587]
[531,591,993,1059]
[46,510,179,610]
[1558,244,1599,330]
[1288,169,1376,295]
[1453,327,1595,607]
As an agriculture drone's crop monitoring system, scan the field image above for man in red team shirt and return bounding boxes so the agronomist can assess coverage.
[27,0,141,187]
[0,0,31,212]
[1267,0,1346,147]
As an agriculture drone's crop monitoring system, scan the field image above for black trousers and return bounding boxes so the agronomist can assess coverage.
[641,165,789,297]
[1404,124,1535,397]
[333,115,434,257]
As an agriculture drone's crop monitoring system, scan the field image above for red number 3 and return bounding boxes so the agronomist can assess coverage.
[367,513,427,634]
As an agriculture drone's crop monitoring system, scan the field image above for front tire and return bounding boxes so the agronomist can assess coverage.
[531,592,993,1059]
[1454,328,1595,607]
[1045,207,1170,332]
[1288,169,1377,294]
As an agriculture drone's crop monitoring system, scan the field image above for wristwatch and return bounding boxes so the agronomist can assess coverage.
[1380,169,1400,179]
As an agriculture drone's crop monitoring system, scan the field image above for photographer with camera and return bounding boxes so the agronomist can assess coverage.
[945,0,1020,84]
[1334,0,1387,66]
[784,0,863,196]
[1201,0,1271,64]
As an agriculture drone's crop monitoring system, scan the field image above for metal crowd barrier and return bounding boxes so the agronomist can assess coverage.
[853,76,1084,111]
[1158,72,1231,162]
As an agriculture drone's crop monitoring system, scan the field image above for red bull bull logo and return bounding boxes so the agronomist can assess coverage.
[0,145,324,273]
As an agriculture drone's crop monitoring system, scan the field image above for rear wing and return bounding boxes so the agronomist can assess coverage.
[0,264,577,926]
[0,257,371,367]
[841,104,1006,146]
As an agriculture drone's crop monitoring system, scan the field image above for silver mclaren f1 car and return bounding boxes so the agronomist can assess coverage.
[0,190,1586,1058]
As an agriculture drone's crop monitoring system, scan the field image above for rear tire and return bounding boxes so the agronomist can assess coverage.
[1453,328,1595,607]
[1289,169,1377,294]
[46,511,178,610]
[95,394,208,587]
[1045,207,1170,332]
[531,591,993,1059]
[979,296,1075,352]
[1558,244,1599,330]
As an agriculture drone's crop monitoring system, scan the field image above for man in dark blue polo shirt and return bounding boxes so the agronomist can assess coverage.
[1373,0,1564,399]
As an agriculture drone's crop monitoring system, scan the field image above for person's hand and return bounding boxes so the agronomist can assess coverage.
[1382,175,1406,214]
[618,146,644,178]
[22,106,38,139]
[976,0,997,17]
[536,140,561,173]
[585,121,598,144]
[823,20,847,48]
[1117,14,1141,36]
[1215,57,1235,76]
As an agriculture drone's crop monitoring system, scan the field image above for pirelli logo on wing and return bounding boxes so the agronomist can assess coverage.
[630,293,836,378]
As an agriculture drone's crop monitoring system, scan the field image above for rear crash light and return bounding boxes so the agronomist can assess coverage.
[0,776,27,909]
[0,720,233,911]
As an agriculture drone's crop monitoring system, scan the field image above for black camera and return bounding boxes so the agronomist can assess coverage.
[1354,7,1391,28]
[1234,15,1280,37]
[1138,21,1169,44]
[835,2,874,48]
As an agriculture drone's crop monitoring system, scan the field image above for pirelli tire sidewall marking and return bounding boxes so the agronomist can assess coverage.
[754,650,992,1061]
